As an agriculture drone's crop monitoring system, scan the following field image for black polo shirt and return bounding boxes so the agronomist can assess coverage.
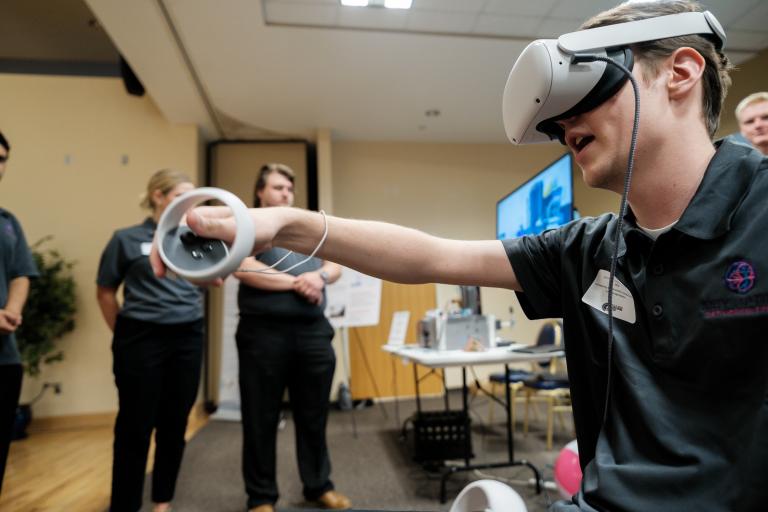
[97,218,203,324]
[238,247,326,319]
[504,138,768,511]
[0,209,39,365]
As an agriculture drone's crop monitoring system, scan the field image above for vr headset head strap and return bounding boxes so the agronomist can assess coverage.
[558,11,725,53]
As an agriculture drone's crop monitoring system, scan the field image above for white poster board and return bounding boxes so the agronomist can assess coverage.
[325,267,382,328]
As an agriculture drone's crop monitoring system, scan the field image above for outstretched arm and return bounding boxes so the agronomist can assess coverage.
[152,206,522,291]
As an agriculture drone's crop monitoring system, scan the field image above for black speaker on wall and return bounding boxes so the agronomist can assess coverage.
[120,55,145,97]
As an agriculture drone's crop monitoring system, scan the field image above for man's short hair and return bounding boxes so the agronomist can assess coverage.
[581,0,733,138]
[735,92,768,120]
[0,131,9,153]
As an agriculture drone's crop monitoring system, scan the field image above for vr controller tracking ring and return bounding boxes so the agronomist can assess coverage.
[158,187,329,281]
[157,187,256,281]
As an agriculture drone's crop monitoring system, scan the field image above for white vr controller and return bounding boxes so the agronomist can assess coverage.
[157,187,255,281]
[503,10,726,145]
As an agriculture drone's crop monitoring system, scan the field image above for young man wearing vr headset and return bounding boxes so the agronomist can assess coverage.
[153,1,767,509]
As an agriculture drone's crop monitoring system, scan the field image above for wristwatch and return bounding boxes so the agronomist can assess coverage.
[319,270,330,284]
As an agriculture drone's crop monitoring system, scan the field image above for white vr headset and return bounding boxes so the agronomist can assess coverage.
[503,10,726,145]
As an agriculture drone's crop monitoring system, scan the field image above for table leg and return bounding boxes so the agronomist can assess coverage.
[414,363,421,414]
[438,363,542,503]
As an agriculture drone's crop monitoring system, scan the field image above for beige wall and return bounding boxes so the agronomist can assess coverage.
[718,50,768,138]
[0,73,199,417]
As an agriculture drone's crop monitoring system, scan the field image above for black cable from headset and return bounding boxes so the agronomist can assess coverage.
[572,54,640,426]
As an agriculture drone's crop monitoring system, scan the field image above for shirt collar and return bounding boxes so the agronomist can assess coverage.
[142,217,157,232]
[672,137,763,240]
[592,137,764,262]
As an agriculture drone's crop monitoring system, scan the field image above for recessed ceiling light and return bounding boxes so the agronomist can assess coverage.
[340,0,412,8]
[384,0,412,8]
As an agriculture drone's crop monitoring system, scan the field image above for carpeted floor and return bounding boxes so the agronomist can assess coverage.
[142,391,574,512]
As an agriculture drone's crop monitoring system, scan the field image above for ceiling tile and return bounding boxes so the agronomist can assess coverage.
[266,0,339,4]
[483,0,558,16]
[264,2,339,25]
[536,17,582,38]
[338,7,409,30]
[473,14,542,38]
[724,30,768,50]
[483,0,559,17]
[549,0,621,20]
[728,1,768,31]
[413,0,486,13]
[698,0,760,26]
[406,11,476,34]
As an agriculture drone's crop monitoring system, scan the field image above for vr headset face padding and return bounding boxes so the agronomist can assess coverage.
[537,48,634,145]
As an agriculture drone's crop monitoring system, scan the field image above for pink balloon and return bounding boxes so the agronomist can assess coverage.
[554,439,582,499]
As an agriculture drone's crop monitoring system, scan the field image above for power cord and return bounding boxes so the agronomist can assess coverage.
[571,54,640,426]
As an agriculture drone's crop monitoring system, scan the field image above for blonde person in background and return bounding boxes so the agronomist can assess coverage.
[735,91,768,155]
[234,163,347,512]
[97,169,203,512]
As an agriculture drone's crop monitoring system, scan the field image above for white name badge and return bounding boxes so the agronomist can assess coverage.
[140,242,152,256]
[581,269,636,324]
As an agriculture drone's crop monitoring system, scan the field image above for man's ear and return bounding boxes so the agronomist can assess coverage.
[667,47,706,101]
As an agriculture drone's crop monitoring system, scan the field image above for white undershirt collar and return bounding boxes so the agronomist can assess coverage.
[636,220,678,240]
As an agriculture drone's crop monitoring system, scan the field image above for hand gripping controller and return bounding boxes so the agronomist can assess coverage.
[157,187,255,281]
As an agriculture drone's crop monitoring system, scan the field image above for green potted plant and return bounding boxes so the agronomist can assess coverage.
[13,236,76,438]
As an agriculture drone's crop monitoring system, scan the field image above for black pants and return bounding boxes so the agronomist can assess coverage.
[110,316,203,512]
[237,315,336,508]
[0,364,22,496]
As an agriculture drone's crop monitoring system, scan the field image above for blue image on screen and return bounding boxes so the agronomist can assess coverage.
[496,153,573,240]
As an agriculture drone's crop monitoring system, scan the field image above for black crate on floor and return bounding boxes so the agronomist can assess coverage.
[412,410,473,463]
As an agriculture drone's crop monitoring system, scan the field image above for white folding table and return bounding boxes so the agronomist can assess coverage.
[382,344,564,502]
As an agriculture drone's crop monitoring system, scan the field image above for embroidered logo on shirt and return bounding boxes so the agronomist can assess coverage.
[724,260,755,294]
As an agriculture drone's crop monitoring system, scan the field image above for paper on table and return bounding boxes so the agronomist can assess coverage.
[387,310,410,346]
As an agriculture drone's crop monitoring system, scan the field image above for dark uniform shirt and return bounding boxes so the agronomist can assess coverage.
[504,139,768,511]
[238,247,325,318]
[0,209,39,365]
[97,218,203,324]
